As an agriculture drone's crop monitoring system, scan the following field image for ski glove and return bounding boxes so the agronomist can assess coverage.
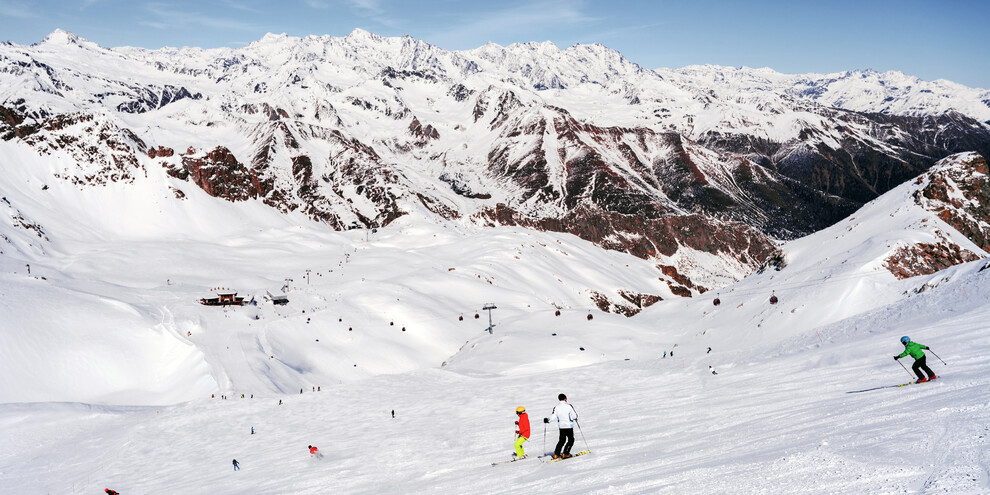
[543,417,549,423]
[893,356,900,360]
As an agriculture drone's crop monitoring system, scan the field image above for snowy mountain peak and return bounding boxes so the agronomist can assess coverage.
[35,29,105,52]
[38,29,83,46]
[258,32,290,43]
[346,27,383,42]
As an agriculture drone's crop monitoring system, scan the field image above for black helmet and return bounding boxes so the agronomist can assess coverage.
[558,393,567,401]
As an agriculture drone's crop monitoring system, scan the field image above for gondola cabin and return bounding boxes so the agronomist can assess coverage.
[200,290,246,306]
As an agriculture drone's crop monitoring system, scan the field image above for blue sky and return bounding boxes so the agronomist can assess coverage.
[2,0,988,88]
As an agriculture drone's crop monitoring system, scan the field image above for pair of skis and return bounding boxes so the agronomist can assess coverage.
[492,450,591,466]
[541,449,591,463]
[846,376,939,394]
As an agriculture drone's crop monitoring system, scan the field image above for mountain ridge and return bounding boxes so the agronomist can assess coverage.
[2,29,989,291]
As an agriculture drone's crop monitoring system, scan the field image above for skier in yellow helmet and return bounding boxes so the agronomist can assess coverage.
[513,406,530,459]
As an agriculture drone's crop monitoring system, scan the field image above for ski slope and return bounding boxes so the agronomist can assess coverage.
[1,262,988,493]
[2,149,990,492]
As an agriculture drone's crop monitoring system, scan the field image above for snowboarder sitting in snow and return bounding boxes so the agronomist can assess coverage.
[544,393,577,459]
[514,406,530,459]
[894,336,937,384]
[105,489,119,495]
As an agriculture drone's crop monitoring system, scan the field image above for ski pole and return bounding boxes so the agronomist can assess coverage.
[896,358,914,378]
[542,423,547,455]
[928,350,947,365]
[575,419,591,451]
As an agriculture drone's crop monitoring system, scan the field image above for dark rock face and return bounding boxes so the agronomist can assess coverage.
[147,146,174,158]
[702,110,990,209]
[169,147,265,201]
[116,85,202,114]
[1,105,141,184]
[408,117,440,141]
[916,153,990,251]
[883,241,981,279]
[590,290,663,317]
[479,203,778,277]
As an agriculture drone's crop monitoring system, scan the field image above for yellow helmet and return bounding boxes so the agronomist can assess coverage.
[516,406,525,413]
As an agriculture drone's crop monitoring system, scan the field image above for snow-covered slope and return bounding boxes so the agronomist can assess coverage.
[1,151,989,492]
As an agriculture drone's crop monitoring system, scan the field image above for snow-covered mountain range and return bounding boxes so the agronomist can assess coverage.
[2,29,990,290]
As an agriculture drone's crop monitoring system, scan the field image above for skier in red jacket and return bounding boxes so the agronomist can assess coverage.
[514,406,531,459]
[308,445,323,459]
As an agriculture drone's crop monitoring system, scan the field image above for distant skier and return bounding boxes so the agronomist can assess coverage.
[105,489,119,495]
[513,406,530,458]
[709,366,717,375]
[707,347,712,354]
[391,409,395,418]
[662,351,667,359]
[309,445,323,459]
[232,459,240,471]
[543,393,577,459]
[251,426,255,435]
[895,336,937,383]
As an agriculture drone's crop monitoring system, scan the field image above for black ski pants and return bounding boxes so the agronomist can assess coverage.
[912,355,935,380]
[555,428,575,456]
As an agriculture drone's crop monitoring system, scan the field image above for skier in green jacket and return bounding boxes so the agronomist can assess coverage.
[894,336,937,383]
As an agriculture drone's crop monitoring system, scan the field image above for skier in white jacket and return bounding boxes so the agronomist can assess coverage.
[543,393,577,458]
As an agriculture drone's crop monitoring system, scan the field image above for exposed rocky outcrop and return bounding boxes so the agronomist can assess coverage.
[408,117,440,141]
[590,290,664,317]
[168,146,265,201]
[883,241,981,279]
[915,152,990,251]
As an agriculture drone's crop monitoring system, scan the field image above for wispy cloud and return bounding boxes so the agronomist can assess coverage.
[221,0,264,14]
[582,21,668,44]
[304,0,399,28]
[0,0,37,19]
[425,0,598,48]
[347,0,383,15]
[140,2,262,32]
